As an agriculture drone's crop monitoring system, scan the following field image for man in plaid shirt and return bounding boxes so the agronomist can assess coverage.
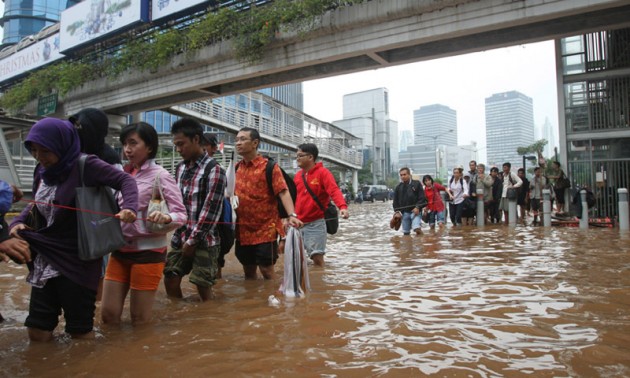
[164,118,226,301]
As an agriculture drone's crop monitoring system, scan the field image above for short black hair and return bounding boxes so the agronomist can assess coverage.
[534,167,541,172]
[490,167,499,173]
[238,127,260,144]
[120,122,159,159]
[503,162,511,169]
[171,117,204,141]
[399,167,411,175]
[202,133,218,147]
[517,168,525,174]
[297,143,319,160]
[422,175,433,184]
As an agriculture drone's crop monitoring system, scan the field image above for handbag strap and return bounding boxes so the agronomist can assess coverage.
[301,172,326,212]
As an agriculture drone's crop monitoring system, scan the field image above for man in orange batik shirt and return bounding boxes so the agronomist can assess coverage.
[234,127,302,280]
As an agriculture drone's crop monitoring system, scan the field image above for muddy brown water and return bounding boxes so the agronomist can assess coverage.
[1,202,629,377]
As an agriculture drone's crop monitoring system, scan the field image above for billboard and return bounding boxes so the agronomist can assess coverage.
[0,33,64,84]
[152,0,212,22]
[60,0,149,52]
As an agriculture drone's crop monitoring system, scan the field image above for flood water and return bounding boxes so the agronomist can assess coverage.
[1,201,630,377]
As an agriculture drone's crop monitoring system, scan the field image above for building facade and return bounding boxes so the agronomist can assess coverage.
[335,88,398,182]
[406,104,458,181]
[485,91,535,168]
[557,27,630,218]
[0,0,79,48]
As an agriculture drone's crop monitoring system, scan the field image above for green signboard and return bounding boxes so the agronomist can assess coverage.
[37,93,58,116]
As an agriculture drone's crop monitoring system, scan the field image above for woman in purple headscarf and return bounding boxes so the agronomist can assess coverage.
[9,118,139,342]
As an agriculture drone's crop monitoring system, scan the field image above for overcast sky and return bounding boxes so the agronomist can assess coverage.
[303,40,559,163]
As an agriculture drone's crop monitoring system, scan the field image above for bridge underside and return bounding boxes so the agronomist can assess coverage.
[58,0,630,116]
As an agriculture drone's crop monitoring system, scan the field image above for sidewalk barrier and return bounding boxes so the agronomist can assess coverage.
[509,197,517,228]
[580,190,588,229]
[476,189,484,227]
[619,188,629,231]
[543,189,551,227]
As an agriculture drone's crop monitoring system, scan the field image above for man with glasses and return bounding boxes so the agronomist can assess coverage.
[234,127,303,280]
[293,143,349,267]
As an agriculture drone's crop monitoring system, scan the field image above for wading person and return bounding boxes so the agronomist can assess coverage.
[234,127,302,280]
[392,167,427,235]
[9,118,138,342]
[293,143,349,267]
[499,162,522,225]
[445,168,467,227]
[421,175,446,229]
[529,167,547,226]
[101,122,186,325]
[163,118,226,302]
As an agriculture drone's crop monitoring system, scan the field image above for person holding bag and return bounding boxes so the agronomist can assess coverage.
[293,143,349,267]
[101,122,186,326]
[9,118,138,342]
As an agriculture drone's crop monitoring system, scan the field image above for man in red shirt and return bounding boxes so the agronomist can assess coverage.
[234,127,302,280]
[293,143,349,267]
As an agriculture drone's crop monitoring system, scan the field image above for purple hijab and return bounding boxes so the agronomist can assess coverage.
[25,118,81,186]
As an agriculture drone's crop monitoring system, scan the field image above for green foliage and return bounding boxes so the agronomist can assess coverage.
[517,139,548,155]
[0,0,365,114]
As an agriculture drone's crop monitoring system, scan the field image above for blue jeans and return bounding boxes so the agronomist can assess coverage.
[401,211,421,234]
[427,210,445,227]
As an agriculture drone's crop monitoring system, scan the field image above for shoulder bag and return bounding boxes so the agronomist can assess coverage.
[146,172,171,233]
[75,155,125,261]
[301,172,339,235]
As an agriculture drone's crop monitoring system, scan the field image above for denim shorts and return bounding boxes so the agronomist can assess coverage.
[427,210,445,226]
[164,245,219,288]
[302,218,327,257]
[25,275,96,335]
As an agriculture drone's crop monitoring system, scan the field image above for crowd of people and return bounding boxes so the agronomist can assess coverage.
[392,159,569,233]
[0,114,350,342]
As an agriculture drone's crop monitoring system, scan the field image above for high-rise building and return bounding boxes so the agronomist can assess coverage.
[558,28,630,217]
[403,104,457,180]
[536,117,557,158]
[257,83,303,111]
[334,88,398,182]
[485,91,535,168]
[0,0,80,48]
[413,104,458,147]
[399,130,412,152]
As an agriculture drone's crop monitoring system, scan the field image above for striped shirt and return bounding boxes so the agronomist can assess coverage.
[171,154,226,249]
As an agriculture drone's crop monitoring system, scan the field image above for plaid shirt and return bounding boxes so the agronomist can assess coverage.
[171,154,226,249]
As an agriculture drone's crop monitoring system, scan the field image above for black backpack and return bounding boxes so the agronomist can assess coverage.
[236,156,297,218]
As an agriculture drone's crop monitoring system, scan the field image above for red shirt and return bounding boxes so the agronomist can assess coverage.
[424,183,446,212]
[235,155,288,245]
[294,162,347,223]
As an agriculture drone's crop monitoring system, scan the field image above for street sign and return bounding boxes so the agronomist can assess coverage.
[37,93,58,116]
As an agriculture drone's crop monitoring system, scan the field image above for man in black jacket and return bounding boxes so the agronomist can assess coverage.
[392,167,427,235]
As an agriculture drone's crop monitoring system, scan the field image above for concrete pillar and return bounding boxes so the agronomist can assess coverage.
[352,170,359,199]
[508,197,517,228]
[579,189,588,229]
[543,189,552,227]
[618,188,629,231]
[476,188,484,227]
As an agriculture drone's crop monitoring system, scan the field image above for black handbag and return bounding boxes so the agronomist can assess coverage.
[76,155,125,261]
[301,172,339,235]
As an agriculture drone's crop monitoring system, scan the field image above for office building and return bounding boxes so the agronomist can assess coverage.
[535,117,558,158]
[334,88,398,182]
[0,0,79,48]
[485,91,535,168]
[405,104,458,181]
[558,28,630,217]
[399,130,412,152]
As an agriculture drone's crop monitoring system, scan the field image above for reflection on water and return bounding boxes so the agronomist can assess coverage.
[1,202,630,377]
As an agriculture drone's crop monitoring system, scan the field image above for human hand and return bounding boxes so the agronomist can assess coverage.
[11,185,23,203]
[116,209,137,223]
[9,224,27,239]
[147,211,172,224]
[340,209,349,219]
[288,216,303,228]
[182,242,196,258]
[0,238,31,264]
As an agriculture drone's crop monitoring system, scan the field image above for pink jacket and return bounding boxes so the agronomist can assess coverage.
[118,159,186,251]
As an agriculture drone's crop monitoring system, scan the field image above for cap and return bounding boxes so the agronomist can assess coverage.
[202,133,218,147]
[463,172,471,178]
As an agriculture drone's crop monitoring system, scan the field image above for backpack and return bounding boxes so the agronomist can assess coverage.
[236,156,297,219]
[205,160,235,256]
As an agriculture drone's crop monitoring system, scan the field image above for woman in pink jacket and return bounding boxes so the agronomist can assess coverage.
[101,122,186,326]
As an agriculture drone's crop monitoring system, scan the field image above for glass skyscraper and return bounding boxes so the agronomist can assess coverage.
[485,91,535,168]
[0,0,79,48]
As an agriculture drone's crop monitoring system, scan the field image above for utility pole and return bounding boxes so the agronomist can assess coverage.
[372,107,377,185]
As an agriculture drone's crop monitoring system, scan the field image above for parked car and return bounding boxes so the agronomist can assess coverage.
[361,185,389,202]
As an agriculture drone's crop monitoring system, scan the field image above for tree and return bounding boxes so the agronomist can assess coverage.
[517,139,548,174]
